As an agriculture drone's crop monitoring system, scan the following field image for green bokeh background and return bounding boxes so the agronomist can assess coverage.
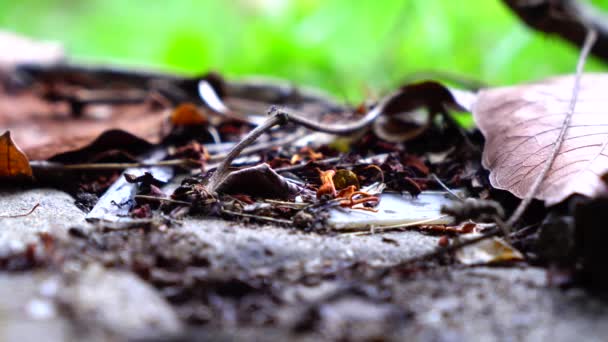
[1,0,607,102]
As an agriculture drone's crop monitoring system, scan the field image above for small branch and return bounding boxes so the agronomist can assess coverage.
[503,0,608,62]
[0,203,40,218]
[507,28,597,226]
[206,128,306,163]
[206,102,387,193]
[279,102,384,134]
[206,109,288,192]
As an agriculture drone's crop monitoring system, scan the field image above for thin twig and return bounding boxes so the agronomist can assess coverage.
[263,199,308,209]
[221,209,292,225]
[507,28,597,226]
[0,203,40,218]
[369,215,451,231]
[31,131,305,173]
[30,159,199,171]
[274,156,342,173]
[134,195,193,206]
[279,104,383,134]
[206,128,307,163]
[430,174,463,201]
[342,215,452,236]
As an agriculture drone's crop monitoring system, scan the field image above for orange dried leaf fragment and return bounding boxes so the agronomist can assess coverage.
[301,147,323,161]
[337,185,379,211]
[0,131,33,179]
[170,103,208,126]
[316,169,337,198]
[291,147,324,165]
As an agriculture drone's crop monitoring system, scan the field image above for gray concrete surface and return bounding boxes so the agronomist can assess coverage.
[0,272,73,342]
[0,188,85,254]
[180,217,440,270]
[2,188,608,341]
[59,264,182,337]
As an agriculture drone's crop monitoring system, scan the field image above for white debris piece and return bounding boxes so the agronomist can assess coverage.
[328,191,461,230]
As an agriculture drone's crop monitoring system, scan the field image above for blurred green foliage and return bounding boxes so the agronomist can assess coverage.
[1,0,607,102]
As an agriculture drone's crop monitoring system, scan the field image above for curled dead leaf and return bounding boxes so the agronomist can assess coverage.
[371,81,476,142]
[472,74,608,205]
[215,163,303,199]
[0,131,33,179]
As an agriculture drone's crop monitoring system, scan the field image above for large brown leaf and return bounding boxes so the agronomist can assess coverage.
[472,73,608,205]
[0,86,166,161]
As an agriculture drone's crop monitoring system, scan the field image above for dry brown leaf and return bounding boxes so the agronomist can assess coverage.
[0,86,166,161]
[0,131,33,178]
[215,163,303,199]
[316,169,337,198]
[472,74,608,205]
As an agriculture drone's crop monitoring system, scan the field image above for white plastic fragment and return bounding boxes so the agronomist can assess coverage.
[327,191,461,230]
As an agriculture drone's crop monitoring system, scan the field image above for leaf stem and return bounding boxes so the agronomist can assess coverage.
[507,28,597,226]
